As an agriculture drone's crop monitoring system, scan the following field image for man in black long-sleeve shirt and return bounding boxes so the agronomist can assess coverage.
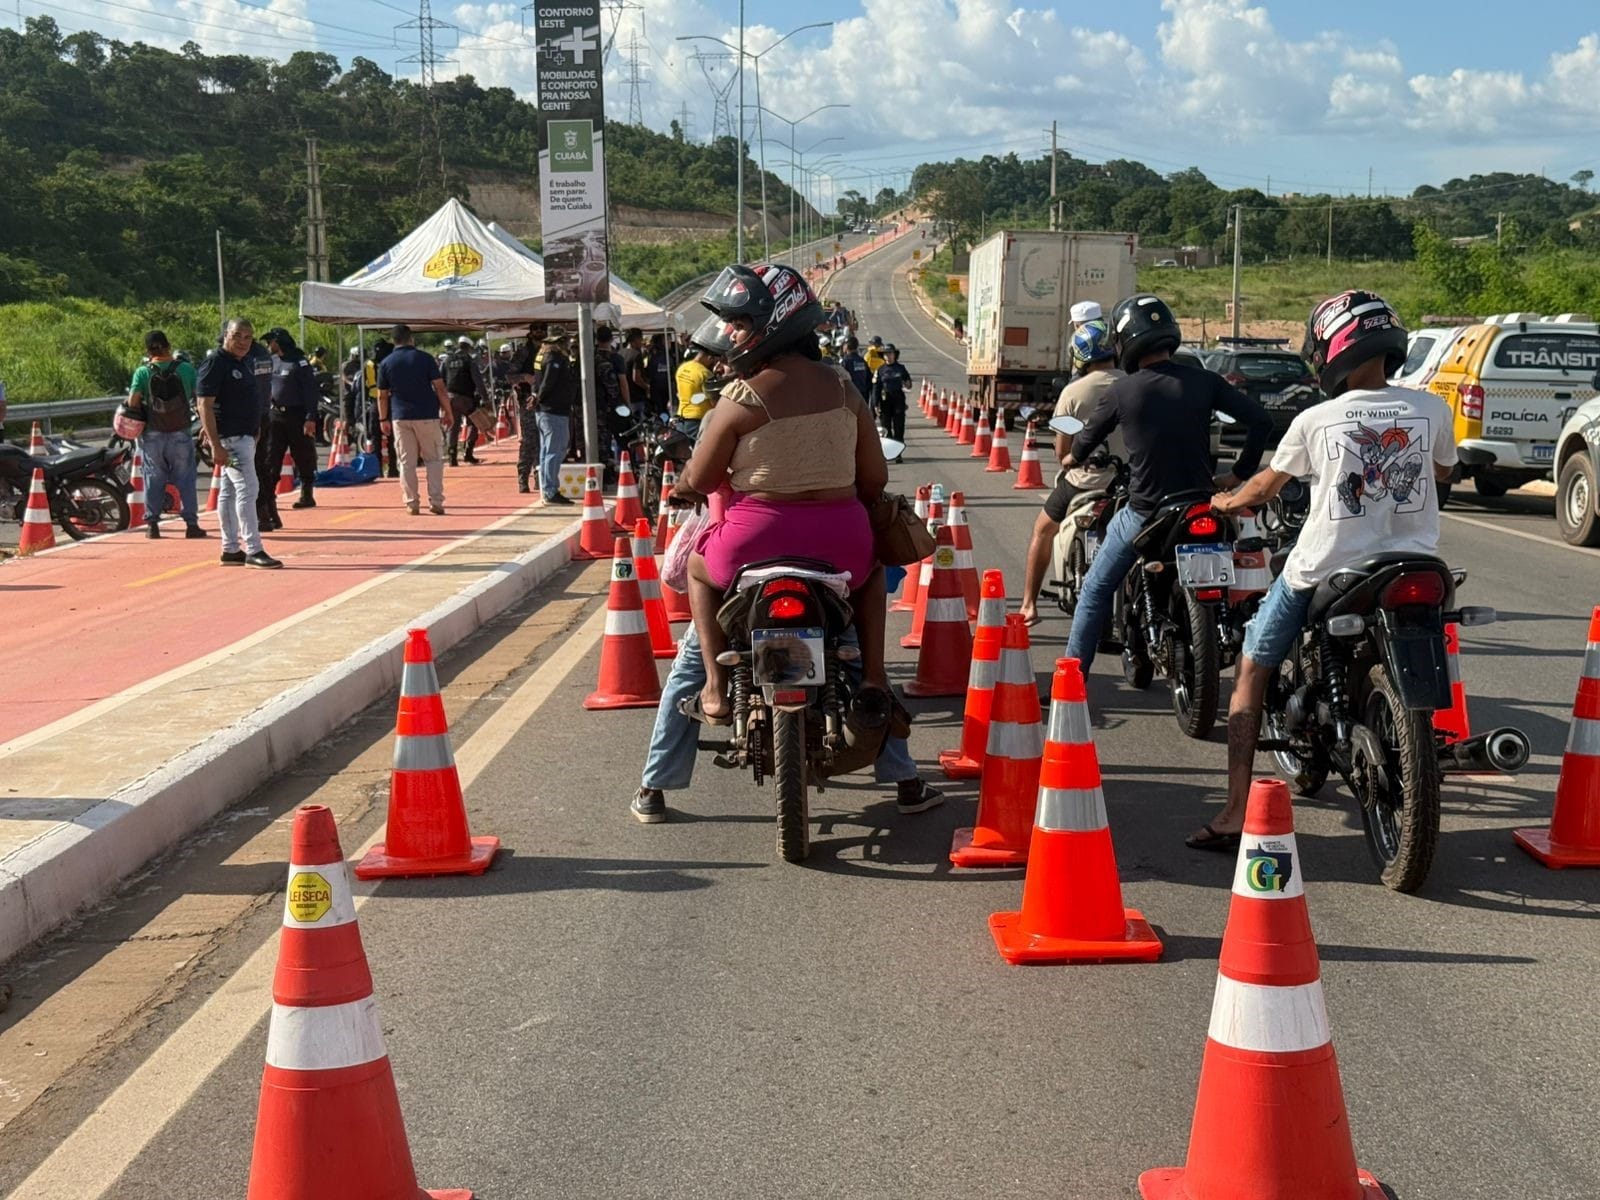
[1061,293,1270,673]
[534,329,578,505]
[262,328,322,511]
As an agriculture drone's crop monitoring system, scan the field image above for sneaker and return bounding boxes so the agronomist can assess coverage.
[185,524,207,539]
[145,523,160,539]
[544,492,574,506]
[219,550,247,566]
[245,550,283,569]
[429,504,446,515]
[631,788,667,824]
[896,780,945,815]
[292,495,316,510]
[406,502,420,515]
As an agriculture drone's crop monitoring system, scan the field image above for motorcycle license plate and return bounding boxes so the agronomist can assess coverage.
[750,627,825,687]
[1175,545,1234,588]
[1084,531,1101,564]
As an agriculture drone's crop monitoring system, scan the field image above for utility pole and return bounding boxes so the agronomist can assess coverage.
[1230,205,1243,340]
[1326,198,1334,266]
[305,138,329,283]
[1047,120,1058,230]
[1496,212,1504,246]
[215,230,227,338]
[677,101,692,141]
[1367,166,1373,198]
[735,0,745,262]
[625,27,647,125]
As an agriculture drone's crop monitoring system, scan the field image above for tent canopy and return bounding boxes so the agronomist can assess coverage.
[485,222,685,331]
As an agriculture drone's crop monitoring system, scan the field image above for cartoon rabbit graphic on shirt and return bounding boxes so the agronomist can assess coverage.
[1331,420,1427,516]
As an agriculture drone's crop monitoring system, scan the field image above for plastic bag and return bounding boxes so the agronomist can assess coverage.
[660,504,708,593]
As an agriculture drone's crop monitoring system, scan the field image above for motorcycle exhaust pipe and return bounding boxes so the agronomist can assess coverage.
[1439,727,1532,775]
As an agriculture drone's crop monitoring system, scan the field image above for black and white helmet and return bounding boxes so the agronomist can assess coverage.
[700,263,824,375]
[1302,290,1408,397]
[1108,293,1181,374]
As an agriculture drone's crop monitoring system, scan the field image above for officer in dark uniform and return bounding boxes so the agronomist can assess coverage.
[262,328,321,510]
[243,332,280,529]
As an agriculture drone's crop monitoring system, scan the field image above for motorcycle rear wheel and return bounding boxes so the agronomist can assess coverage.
[1059,535,1087,615]
[57,477,129,540]
[1264,648,1329,796]
[772,708,810,863]
[1353,665,1441,893]
[1170,591,1220,739]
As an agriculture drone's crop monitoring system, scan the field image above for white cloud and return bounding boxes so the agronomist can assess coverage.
[58,0,318,58]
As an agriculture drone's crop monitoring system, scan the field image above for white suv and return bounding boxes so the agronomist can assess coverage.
[1553,388,1600,543]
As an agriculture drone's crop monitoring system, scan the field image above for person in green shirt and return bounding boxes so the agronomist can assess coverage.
[127,329,204,539]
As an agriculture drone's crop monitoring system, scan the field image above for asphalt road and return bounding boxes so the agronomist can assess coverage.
[6,237,1599,1200]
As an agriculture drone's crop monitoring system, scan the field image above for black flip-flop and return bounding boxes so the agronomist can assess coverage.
[1185,823,1242,853]
[677,694,732,727]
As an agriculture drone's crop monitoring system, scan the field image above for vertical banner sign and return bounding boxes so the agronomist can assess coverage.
[534,1,611,306]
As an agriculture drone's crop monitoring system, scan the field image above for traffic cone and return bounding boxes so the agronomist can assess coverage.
[970,408,992,457]
[939,569,1006,779]
[654,460,677,553]
[611,450,645,531]
[957,403,976,446]
[1432,622,1471,744]
[247,804,473,1200]
[574,465,616,559]
[1138,779,1389,1200]
[27,420,45,457]
[945,393,960,436]
[1514,606,1600,867]
[933,389,947,427]
[355,629,500,879]
[891,485,933,614]
[494,405,511,440]
[899,487,946,638]
[584,538,663,709]
[1014,421,1046,489]
[990,657,1163,963]
[326,423,344,470]
[275,449,296,495]
[904,524,975,697]
[16,468,54,555]
[920,380,931,416]
[126,446,146,526]
[1229,508,1272,608]
[632,518,676,660]
[951,615,1042,868]
[204,458,224,513]
[985,421,1012,472]
[946,491,981,620]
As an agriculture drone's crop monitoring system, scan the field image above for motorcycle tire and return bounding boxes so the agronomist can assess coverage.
[1353,665,1441,893]
[773,708,810,863]
[1171,591,1221,739]
[57,476,129,540]
[1265,647,1329,796]
[1059,535,1087,615]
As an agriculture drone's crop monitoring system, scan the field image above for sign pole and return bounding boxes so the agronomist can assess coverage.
[577,303,600,469]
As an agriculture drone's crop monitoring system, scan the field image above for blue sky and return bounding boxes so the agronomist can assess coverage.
[44,1,1600,205]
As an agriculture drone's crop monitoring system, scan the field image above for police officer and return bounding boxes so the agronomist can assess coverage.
[243,330,279,530]
[873,344,912,444]
[261,328,321,511]
[442,335,487,466]
[839,336,873,408]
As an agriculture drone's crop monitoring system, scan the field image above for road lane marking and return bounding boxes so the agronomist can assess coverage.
[885,253,967,370]
[327,508,375,526]
[1442,511,1600,560]
[124,560,212,589]
[12,602,608,1200]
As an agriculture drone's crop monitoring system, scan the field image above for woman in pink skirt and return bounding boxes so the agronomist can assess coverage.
[671,264,889,724]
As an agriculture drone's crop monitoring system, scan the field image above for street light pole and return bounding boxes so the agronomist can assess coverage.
[735,0,744,260]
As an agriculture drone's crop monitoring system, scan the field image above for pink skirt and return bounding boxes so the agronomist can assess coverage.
[697,494,875,590]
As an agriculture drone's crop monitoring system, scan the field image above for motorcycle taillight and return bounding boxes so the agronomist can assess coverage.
[1382,572,1446,607]
[762,579,807,596]
[1184,502,1220,538]
[768,596,807,620]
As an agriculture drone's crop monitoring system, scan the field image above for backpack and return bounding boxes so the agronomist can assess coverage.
[145,361,191,432]
[443,351,474,395]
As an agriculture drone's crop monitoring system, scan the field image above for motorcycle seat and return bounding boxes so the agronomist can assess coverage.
[42,446,107,474]
[733,562,851,598]
[1308,552,1449,622]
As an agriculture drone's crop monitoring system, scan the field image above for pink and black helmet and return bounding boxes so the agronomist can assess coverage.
[1303,290,1408,397]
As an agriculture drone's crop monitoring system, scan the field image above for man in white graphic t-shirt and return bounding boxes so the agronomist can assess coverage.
[1185,290,1456,852]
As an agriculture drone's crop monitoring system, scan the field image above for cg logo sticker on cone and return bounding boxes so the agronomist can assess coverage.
[1244,850,1293,892]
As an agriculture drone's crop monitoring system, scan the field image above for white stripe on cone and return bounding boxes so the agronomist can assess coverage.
[606,609,649,637]
[1566,716,1600,756]
[265,997,388,1072]
[925,597,968,622]
[987,720,1044,760]
[1206,976,1331,1054]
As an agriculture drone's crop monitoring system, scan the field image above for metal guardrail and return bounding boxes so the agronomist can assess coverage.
[9,396,121,433]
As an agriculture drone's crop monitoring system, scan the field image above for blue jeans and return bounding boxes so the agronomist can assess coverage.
[536,410,570,499]
[640,625,916,792]
[669,416,702,445]
[1241,576,1315,669]
[1064,504,1146,674]
[217,434,262,554]
[140,429,198,526]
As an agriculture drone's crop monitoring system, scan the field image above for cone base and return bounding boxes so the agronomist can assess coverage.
[899,632,922,649]
[1513,827,1600,867]
[989,908,1162,964]
[890,598,916,613]
[652,643,679,659]
[1013,477,1045,490]
[354,836,499,879]
[985,465,1010,473]
[426,1191,474,1198]
[937,750,983,779]
[583,691,661,709]
[950,826,1027,868]
[1138,1166,1387,1200]
[667,614,691,624]
[904,677,964,698]
[573,543,617,560]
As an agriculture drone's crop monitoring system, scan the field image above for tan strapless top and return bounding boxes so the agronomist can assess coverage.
[725,368,858,493]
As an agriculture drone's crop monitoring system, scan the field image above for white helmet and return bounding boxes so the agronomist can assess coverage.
[498,342,513,353]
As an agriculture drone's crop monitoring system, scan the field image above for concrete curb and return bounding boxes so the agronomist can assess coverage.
[0,517,582,963]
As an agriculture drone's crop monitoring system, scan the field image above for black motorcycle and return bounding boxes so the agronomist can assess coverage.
[0,440,131,539]
[1045,451,1128,616]
[1258,537,1529,892]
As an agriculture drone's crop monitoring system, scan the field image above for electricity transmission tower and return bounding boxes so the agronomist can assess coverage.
[625,27,649,124]
[691,51,737,142]
[397,0,455,189]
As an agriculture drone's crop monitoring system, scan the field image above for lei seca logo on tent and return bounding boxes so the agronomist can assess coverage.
[424,242,484,280]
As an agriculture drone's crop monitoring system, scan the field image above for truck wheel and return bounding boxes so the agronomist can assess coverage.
[1557,454,1600,546]
[1473,475,1509,499]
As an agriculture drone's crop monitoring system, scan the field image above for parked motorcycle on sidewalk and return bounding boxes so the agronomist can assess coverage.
[0,439,131,539]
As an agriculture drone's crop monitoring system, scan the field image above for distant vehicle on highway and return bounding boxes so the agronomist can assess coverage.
[1205,339,1320,459]
[1391,325,1470,391]
[1153,258,1179,268]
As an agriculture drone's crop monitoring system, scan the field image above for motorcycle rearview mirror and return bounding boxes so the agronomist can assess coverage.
[1455,605,1497,627]
[614,404,632,418]
[1047,414,1084,438]
[880,435,906,460]
[1213,409,1238,425]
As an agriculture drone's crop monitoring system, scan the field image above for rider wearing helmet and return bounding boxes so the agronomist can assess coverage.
[1059,292,1271,677]
[1017,318,1124,625]
[672,263,891,725]
[1194,291,1455,851]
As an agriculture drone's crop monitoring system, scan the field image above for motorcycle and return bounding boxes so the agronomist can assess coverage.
[1044,446,1128,616]
[0,439,131,539]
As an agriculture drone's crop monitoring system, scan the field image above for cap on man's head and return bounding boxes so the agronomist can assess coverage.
[1070,300,1103,324]
[870,335,883,346]
[884,343,899,355]
[543,324,566,343]
[261,326,291,346]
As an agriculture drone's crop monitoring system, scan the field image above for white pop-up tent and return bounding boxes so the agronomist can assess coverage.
[300,197,569,329]
[484,222,685,331]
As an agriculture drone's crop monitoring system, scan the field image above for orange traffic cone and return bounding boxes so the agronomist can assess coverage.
[1014,421,1046,489]
[494,405,511,440]
[632,518,676,660]
[1432,622,1471,744]
[970,408,992,457]
[247,804,473,1200]
[951,615,1041,867]
[611,450,645,531]
[654,460,677,553]
[126,446,147,526]
[957,403,976,446]
[990,657,1162,963]
[204,458,224,513]
[275,449,296,495]
[1139,779,1388,1200]
[899,488,946,640]
[934,389,948,427]
[584,538,663,709]
[326,423,345,470]
[946,491,981,619]
[920,380,931,416]
[904,525,974,696]
[986,421,1012,472]
[27,421,45,457]
[16,467,54,555]
[574,465,616,559]
[1515,606,1600,867]
[355,629,500,879]
[939,569,1006,779]
[891,485,933,614]
[945,393,960,436]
